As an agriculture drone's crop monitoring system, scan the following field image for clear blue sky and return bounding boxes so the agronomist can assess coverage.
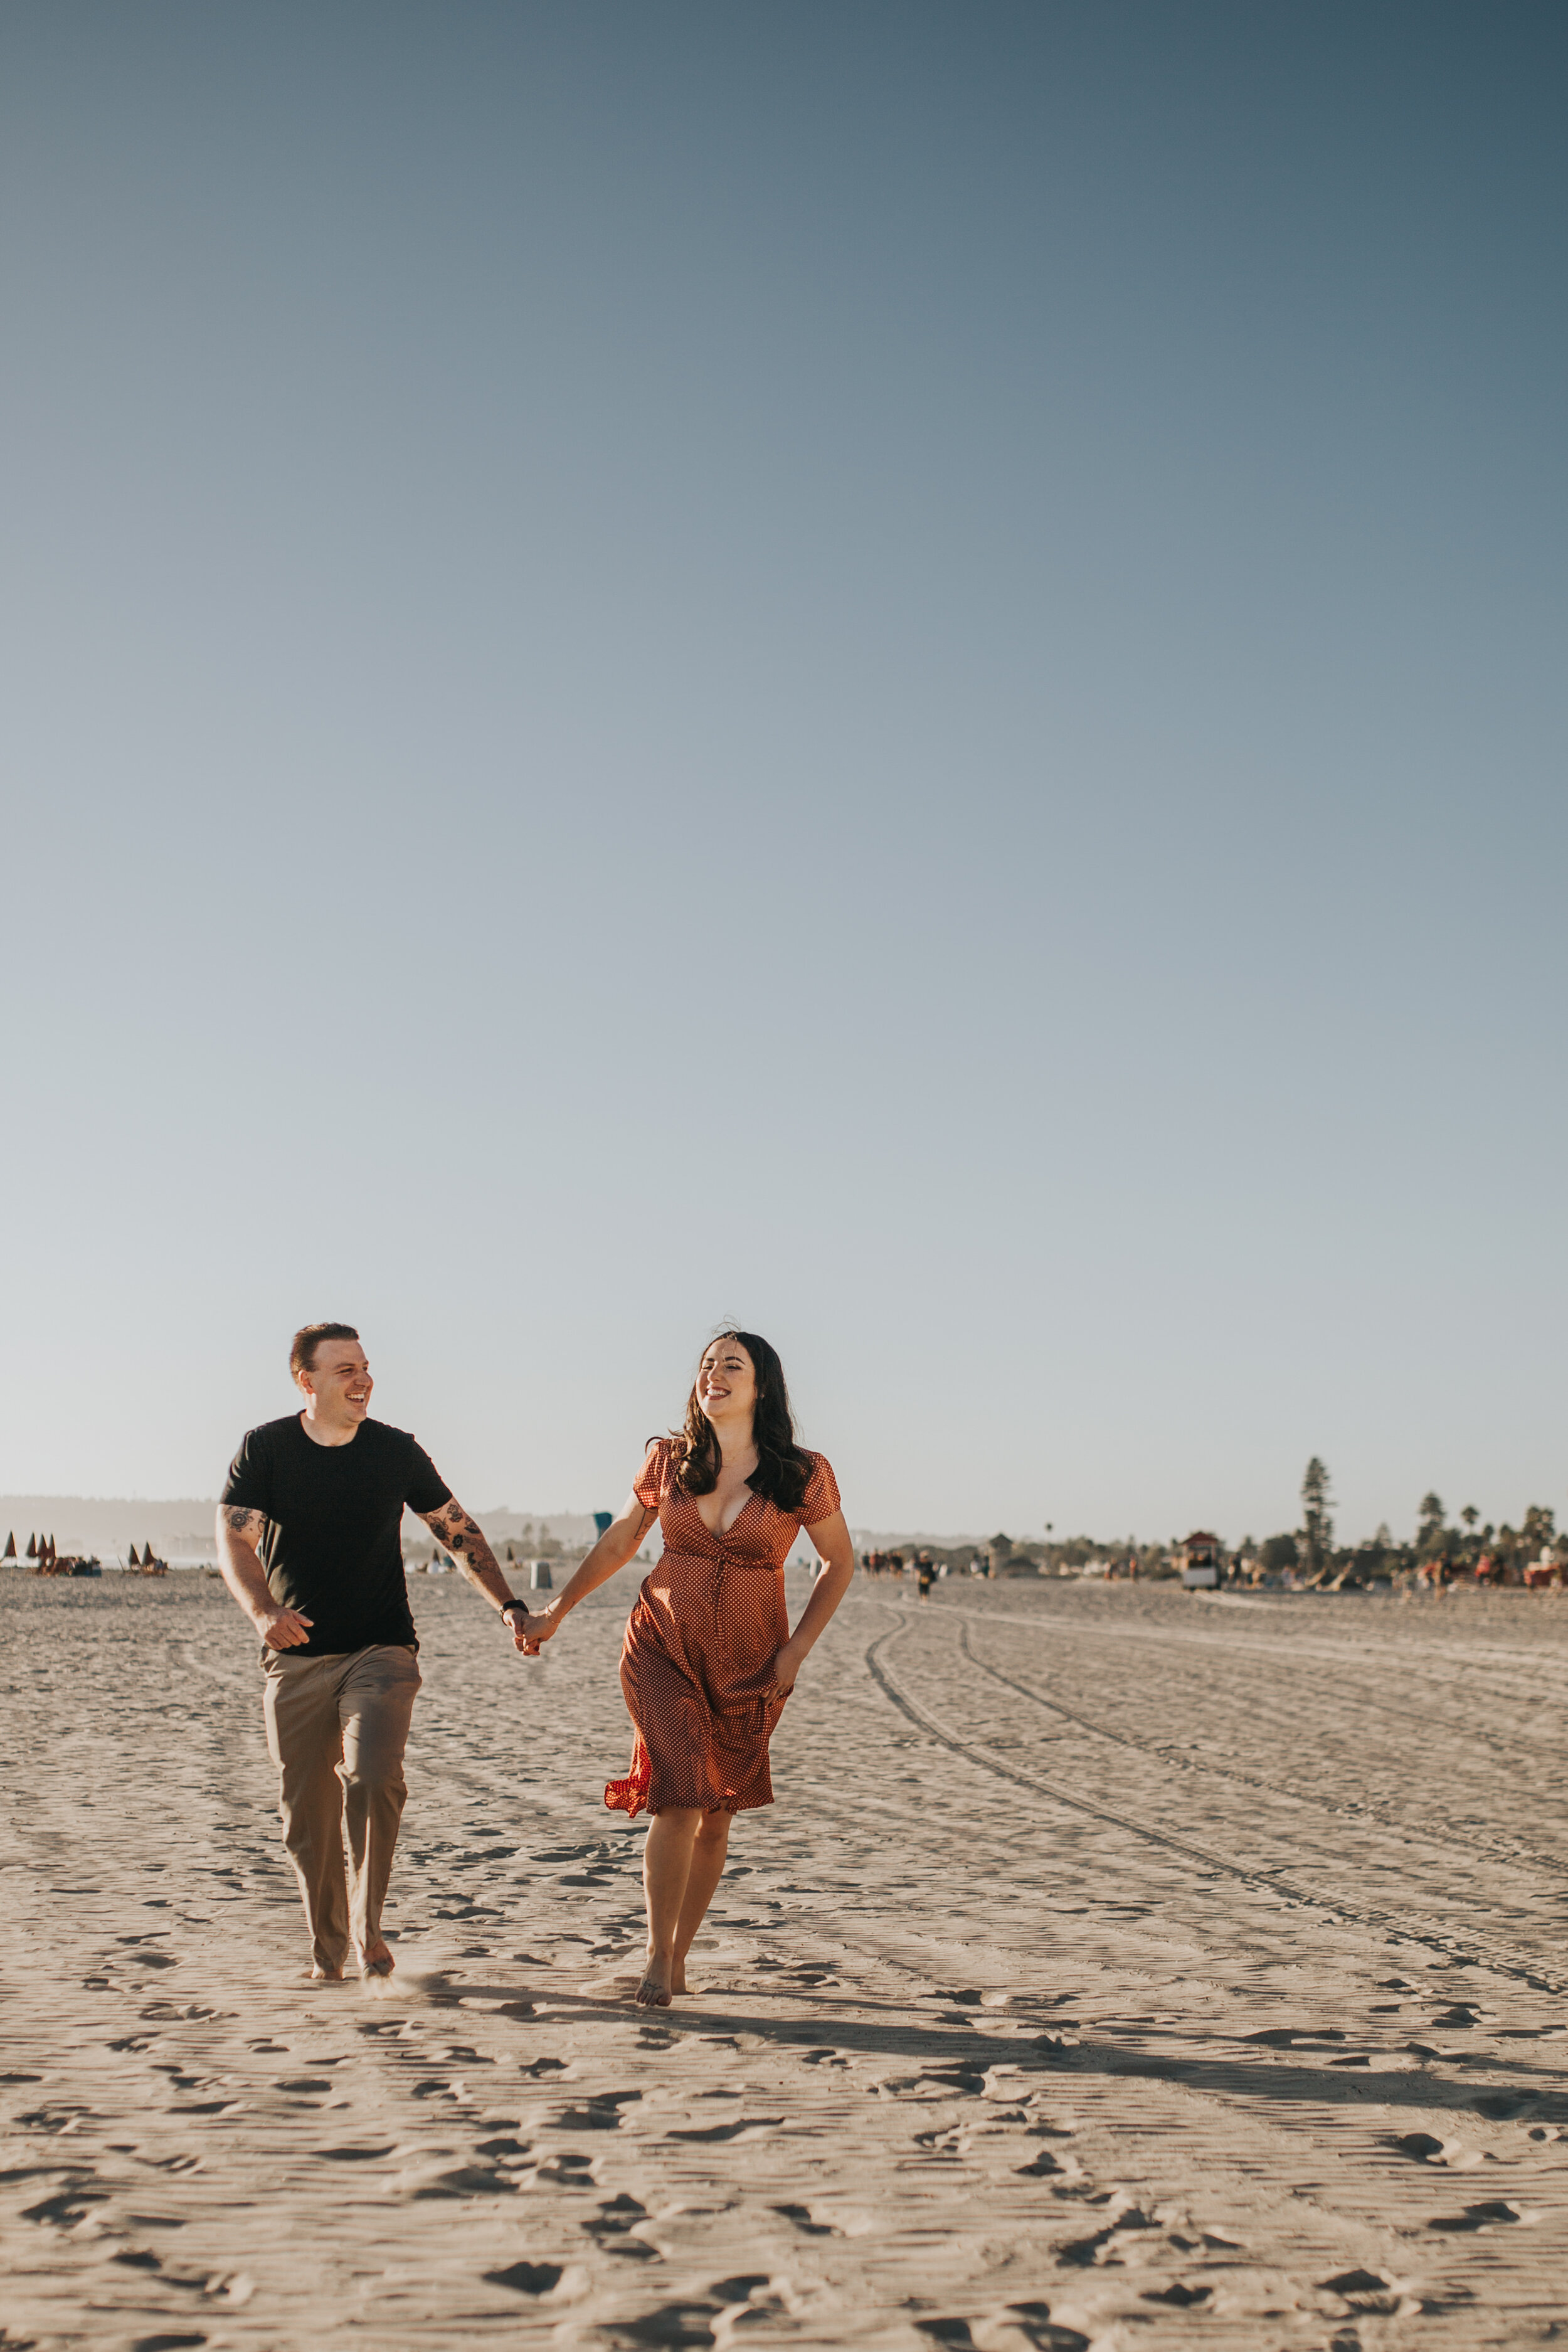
[3,3,1564,1543]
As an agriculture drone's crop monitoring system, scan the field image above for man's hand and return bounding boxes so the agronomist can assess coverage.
[216,1503,313,1648]
[257,1602,314,1649]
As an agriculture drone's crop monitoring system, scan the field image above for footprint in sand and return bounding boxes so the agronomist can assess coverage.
[1318,2269,1400,2312]
[607,2299,723,2346]
[1000,2303,1089,2351]
[585,2193,657,2258]
[553,2091,642,2129]
[667,2114,782,2143]
[1475,2091,1535,2119]
[485,2259,564,2294]
[1428,2200,1521,2231]
[1389,2131,1446,2161]
[772,2202,839,2237]
[1054,2207,1157,2266]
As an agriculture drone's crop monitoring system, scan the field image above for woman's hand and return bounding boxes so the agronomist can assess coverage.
[767,1635,808,1698]
[515,1601,561,1655]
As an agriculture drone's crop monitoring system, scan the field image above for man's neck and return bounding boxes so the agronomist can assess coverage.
[299,1406,363,1450]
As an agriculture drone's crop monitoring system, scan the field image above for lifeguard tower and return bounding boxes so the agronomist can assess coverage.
[1176,1531,1223,1590]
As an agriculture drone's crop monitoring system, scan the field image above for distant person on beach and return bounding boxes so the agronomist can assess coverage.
[916,1551,935,1600]
[516,1328,854,2009]
[216,1322,529,1982]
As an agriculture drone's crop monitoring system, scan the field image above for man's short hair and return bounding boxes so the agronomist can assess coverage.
[290,1322,361,1381]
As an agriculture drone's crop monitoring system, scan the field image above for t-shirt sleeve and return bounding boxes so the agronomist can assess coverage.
[633,1440,672,1511]
[403,1439,453,1516]
[220,1428,272,1516]
[799,1452,841,1526]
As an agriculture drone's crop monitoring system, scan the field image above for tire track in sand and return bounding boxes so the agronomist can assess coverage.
[864,1611,1565,1996]
[955,1618,1568,1887]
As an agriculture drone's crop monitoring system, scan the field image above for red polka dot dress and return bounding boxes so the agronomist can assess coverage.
[605,1439,841,1820]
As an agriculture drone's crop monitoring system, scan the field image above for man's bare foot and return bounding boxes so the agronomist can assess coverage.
[635,1956,673,2008]
[358,1938,395,1979]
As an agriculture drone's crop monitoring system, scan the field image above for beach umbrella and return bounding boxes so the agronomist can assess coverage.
[26,1534,36,1559]
[3,1531,14,1560]
[128,1544,140,1566]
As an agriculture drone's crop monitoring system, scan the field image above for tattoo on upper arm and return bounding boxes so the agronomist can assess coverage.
[223,1506,265,1540]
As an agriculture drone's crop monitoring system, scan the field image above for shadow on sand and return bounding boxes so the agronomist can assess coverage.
[442,1975,1568,2129]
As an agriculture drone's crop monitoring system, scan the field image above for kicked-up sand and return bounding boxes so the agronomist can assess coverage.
[3,1563,1567,2349]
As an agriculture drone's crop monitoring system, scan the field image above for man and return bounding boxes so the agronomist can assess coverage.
[216,1322,532,1981]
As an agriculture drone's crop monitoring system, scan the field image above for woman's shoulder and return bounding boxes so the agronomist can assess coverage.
[634,1435,679,1503]
[796,1448,840,1517]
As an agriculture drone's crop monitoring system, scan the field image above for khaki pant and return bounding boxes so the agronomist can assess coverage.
[262,1644,421,1974]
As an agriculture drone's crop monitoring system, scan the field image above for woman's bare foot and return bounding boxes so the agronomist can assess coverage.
[358,1938,395,1979]
[307,1963,346,1983]
[635,1954,674,2008]
[670,1958,691,1994]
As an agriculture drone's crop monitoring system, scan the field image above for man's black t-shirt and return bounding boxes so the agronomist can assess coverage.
[221,1415,452,1656]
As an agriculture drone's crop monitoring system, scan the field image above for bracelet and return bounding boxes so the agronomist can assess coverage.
[500,1599,529,1627]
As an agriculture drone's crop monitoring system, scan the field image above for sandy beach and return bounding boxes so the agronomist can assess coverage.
[4,1565,1567,2349]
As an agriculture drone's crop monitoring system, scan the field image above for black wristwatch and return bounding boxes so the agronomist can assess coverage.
[501,1598,528,1628]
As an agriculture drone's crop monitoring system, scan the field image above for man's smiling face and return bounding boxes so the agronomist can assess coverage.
[299,1338,373,1422]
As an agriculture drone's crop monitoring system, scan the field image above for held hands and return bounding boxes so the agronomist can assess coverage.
[514,1601,561,1656]
[257,1605,313,1650]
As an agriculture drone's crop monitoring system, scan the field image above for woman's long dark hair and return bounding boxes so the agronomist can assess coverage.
[670,1329,812,1513]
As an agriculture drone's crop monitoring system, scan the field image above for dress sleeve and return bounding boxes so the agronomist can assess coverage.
[799,1453,841,1527]
[633,1440,672,1512]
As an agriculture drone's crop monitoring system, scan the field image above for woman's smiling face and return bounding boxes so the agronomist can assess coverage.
[697,1337,757,1426]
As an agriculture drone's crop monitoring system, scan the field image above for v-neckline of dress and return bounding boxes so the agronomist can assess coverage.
[692,1483,760,1541]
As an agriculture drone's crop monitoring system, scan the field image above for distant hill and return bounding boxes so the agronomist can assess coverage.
[1,1496,987,1569]
[0,1496,604,1566]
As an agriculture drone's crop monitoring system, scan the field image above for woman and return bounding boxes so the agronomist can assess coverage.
[515,1330,854,2007]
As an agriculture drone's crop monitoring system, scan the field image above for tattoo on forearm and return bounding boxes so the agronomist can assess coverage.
[426,1501,503,1584]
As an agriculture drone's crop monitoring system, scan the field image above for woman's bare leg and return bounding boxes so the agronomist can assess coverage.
[670,1809,730,1993]
[640,1807,701,2005]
